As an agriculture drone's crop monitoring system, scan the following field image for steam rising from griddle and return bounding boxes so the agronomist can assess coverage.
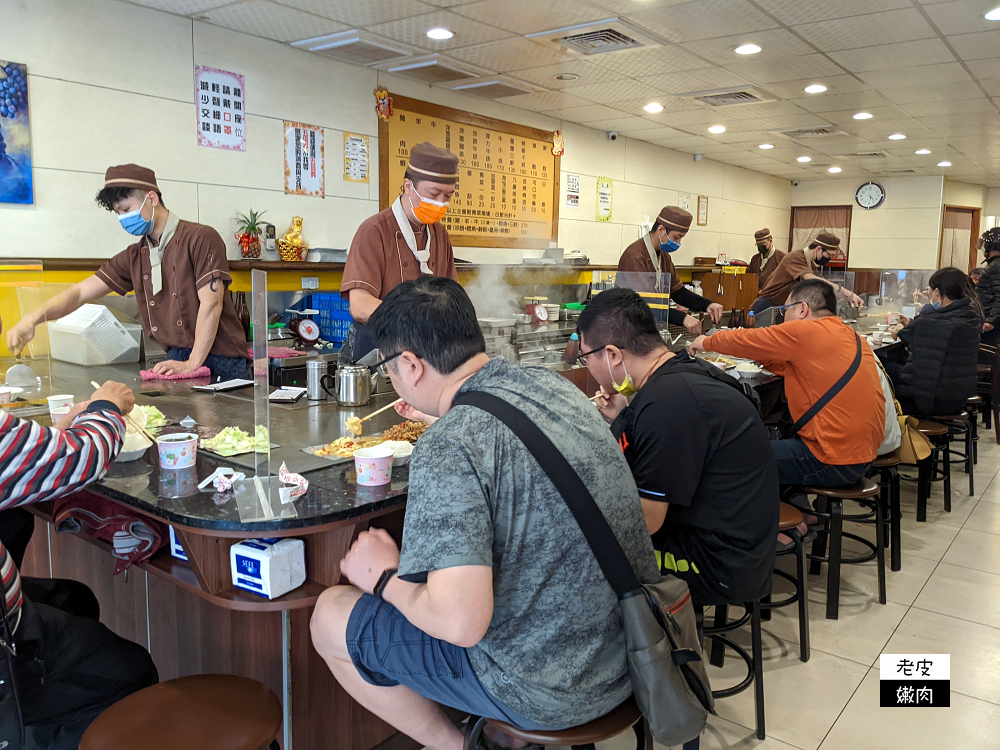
[466,264,522,320]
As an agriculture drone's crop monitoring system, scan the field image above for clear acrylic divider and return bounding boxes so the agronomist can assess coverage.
[3,260,51,408]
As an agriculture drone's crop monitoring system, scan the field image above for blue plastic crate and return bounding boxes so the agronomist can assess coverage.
[312,292,351,313]
[317,308,353,343]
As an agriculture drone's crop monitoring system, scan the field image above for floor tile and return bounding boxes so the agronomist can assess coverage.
[897,487,979,528]
[942,528,1000,575]
[819,669,1000,750]
[882,608,1000,706]
[964,499,1000,535]
[662,714,805,750]
[913,563,1000,629]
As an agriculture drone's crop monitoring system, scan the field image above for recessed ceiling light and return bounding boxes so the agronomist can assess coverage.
[734,43,761,55]
[797,156,812,163]
[938,161,952,167]
[426,27,454,40]
[888,133,906,140]
[758,143,774,149]
[985,8,1000,20]
[644,102,664,113]
[708,125,726,134]
[804,84,827,94]
[553,73,579,81]
[915,149,931,155]
[853,112,873,120]
[829,167,842,173]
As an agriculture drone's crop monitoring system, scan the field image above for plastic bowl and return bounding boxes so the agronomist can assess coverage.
[117,433,152,463]
[156,432,198,470]
[381,440,414,466]
[354,445,394,486]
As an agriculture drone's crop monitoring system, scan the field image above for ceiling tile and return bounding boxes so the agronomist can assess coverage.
[547,103,633,122]
[587,0,693,13]
[722,53,845,84]
[419,0,473,5]
[819,105,910,126]
[857,62,974,89]
[978,78,1000,96]
[880,80,987,104]
[791,8,936,52]
[649,134,720,149]
[609,96,705,117]
[563,77,681,103]
[127,0,230,13]
[901,98,998,116]
[618,125,692,140]
[922,0,1000,36]
[947,30,1000,62]
[919,111,998,128]
[679,28,814,65]
[740,113,837,131]
[500,89,592,111]
[966,57,1000,81]
[635,66,752,94]
[584,115,658,132]
[752,0,911,26]
[274,0,433,25]
[827,38,956,71]
[449,37,575,70]
[453,0,609,35]
[626,0,779,44]
[199,0,349,43]
[507,60,626,89]
[790,90,894,114]
[366,10,513,50]
[587,45,710,77]
[763,75,872,99]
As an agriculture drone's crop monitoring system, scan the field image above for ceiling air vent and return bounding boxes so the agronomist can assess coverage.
[446,78,536,99]
[843,151,889,159]
[381,55,481,85]
[291,30,418,66]
[881,168,917,174]
[678,86,777,107]
[771,125,847,139]
[527,19,660,56]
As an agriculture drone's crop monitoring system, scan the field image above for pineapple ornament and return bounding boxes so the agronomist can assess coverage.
[235,208,267,259]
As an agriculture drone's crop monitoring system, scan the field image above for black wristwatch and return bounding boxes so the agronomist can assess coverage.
[373,568,397,599]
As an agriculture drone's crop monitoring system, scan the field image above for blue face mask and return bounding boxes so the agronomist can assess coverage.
[932,300,942,310]
[659,237,681,253]
[118,194,153,236]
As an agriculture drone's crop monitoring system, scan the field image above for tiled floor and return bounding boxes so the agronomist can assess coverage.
[595,430,1000,750]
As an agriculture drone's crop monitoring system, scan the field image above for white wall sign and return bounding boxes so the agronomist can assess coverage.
[596,176,613,222]
[565,173,580,207]
[195,65,246,151]
[284,121,325,197]
[677,191,691,211]
[343,133,369,183]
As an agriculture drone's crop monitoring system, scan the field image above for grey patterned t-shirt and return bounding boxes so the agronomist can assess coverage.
[398,358,659,728]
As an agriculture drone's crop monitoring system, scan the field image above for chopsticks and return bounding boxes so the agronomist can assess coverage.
[359,397,404,424]
[91,381,157,443]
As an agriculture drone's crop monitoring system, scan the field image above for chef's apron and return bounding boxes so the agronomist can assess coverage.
[339,322,377,365]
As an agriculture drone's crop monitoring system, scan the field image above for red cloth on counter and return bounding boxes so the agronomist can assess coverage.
[54,493,167,574]
[247,346,302,359]
[140,366,212,381]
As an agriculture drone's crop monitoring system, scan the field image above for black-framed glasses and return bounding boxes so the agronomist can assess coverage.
[575,345,607,366]
[372,351,403,378]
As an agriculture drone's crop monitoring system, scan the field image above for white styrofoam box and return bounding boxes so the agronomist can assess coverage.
[230,538,306,600]
[47,304,140,366]
[168,526,188,562]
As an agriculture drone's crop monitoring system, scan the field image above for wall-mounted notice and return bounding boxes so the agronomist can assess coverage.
[195,65,246,151]
[283,121,324,197]
[596,176,613,222]
[677,191,691,212]
[344,132,369,183]
[565,173,580,207]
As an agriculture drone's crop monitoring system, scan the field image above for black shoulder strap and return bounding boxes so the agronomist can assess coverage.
[451,390,641,598]
[787,332,863,437]
[653,355,762,414]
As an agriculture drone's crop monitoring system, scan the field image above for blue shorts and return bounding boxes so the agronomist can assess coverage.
[346,593,553,731]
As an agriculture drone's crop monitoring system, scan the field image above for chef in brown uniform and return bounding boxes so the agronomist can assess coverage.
[747,227,785,290]
[339,142,459,362]
[7,164,249,380]
[616,205,723,334]
[750,232,864,316]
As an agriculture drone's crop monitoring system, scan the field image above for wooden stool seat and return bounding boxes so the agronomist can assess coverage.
[915,420,949,437]
[967,395,983,404]
[80,675,282,750]
[486,698,641,746]
[930,412,970,422]
[872,450,902,469]
[803,477,879,500]
[778,503,804,531]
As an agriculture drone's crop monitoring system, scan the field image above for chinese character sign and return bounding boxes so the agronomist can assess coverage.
[284,121,325,197]
[596,176,613,222]
[879,654,950,707]
[344,133,369,183]
[195,65,246,151]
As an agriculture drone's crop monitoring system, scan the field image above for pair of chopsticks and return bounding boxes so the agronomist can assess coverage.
[91,381,157,443]
[359,397,403,425]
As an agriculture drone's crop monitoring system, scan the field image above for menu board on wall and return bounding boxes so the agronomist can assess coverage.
[379,93,560,249]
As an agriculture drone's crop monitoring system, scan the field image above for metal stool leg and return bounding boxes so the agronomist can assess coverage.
[966,418,975,495]
[890,467,902,572]
[943,436,952,512]
[792,528,810,662]
[810,496,829,577]
[710,605,728,668]
[826,498,843,620]
[874,497,887,605]
[917,454,930,522]
[751,599,765,740]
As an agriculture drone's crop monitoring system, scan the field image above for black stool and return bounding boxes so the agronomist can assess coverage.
[929,412,974,497]
[869,450,902,572]
[967,395,982,464]
[912,420,950,521]
[802,478,884,619]
[761,503,810,662]
[704,600,765,740]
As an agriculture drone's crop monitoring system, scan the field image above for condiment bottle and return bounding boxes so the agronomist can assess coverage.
[563,332,580,363]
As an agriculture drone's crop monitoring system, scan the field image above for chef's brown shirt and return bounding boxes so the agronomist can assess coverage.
[341,206,458,300]
[748,249,786,290]
[758,249,814,306]
[96,220,249,360]
[616,236,684,293]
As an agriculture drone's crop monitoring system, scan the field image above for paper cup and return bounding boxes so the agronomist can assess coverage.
[0,386,23,405]
[47,394,73,415]
[50,406,72,424]
[872,331,885,344]
[156,432,198,470]
[354,446,394,486]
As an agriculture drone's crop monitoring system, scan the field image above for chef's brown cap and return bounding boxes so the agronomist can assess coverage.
[754,228,772,242]
[103,164,160,193]
[812,232,841,250]
[405,142,459,185]
[656,206,693,234]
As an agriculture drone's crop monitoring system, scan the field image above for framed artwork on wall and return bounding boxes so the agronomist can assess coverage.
[0,61,33,205]
[697,195,708,225]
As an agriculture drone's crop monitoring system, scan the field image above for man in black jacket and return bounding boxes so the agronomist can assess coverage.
[975,228,1000,345]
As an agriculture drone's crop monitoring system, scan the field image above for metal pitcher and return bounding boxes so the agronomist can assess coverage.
[334,363,377,406]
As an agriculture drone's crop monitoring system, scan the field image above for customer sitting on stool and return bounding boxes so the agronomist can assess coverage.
[579,288,779,603]
[310,277,659,750]
[691,279,884,503]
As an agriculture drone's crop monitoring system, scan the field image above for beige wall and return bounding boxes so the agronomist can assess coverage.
[944,181,987,209]
[0,0,790,267]
[986,188,1000,218]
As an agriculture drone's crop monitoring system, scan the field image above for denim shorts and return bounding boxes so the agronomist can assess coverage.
[346,593,552,730]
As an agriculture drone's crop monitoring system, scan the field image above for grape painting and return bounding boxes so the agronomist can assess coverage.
[0,61,33,204]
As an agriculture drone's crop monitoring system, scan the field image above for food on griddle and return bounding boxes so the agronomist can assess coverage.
[382,421,429,442]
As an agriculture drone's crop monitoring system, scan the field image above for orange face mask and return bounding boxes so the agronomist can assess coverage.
[408,187,449,224]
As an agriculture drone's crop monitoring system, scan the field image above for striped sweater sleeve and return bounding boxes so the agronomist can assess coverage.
[0,408,125,509]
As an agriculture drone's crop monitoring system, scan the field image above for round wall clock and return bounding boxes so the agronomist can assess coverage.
[855,181,886,209]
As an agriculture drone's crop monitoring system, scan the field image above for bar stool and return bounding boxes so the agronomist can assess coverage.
[967,395,982,464]
[913,420,950,522]
[704,600,765,740]
[80,674,282,750]
[869,450,902,572]
[802,478,884,620]
[928,411,974,496]
[465,697,652,750]
[761,503,810,662]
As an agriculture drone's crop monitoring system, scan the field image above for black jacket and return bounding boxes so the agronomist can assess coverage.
[976,255,1000,323]
[897,298,981,416]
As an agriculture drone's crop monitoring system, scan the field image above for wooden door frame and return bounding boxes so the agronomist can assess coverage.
[788,204,854,261]
[938,204,982,272]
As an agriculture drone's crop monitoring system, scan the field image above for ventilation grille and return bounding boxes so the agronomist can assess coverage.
[386,58,479,84]
[527,19,660,56]
[450,79,534,99]
[291,31,416,66]
[679,86,777,107]
[844,151,889,159]
[557,28,642,55]
[881,168,917,174]
[772,125,847,139]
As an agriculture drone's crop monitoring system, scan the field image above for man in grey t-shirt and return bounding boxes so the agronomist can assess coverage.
[311,277,659,750]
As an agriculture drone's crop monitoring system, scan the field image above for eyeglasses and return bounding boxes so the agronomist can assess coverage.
[575,345,607,366]
[372,351,403,378]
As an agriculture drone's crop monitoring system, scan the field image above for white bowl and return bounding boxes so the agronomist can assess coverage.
[735,362,761,376]
[116,433,152,462]
[381,440,414,466]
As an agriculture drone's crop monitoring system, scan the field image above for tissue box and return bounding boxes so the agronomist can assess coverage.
[168,526,188,561]
[230,538,306,600]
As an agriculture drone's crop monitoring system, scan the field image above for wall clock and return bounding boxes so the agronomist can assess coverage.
[856,181,886,209]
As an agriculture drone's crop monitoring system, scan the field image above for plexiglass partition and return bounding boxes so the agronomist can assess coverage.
[1,260,51,414]
[876,269,935,319]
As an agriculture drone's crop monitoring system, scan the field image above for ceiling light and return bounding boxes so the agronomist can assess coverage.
[553,73,579,81]
[915,149,931,155]
[644,102,664,113]
[797,156,812,163]
[734,43,761,55]
[853,112,873,120]
[888,133,906,140]
[985,8,1000,20]
[938,161,952,167]
[708,125,726,134]
[828,167,842,173]
[758,143,774,149]
[804,84,827,94]
[426,27,454,40]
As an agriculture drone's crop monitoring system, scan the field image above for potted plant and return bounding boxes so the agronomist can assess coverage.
[235,208,266,259]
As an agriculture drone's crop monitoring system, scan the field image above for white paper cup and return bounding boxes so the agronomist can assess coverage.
[47,394,74,411]
[0,386,23,405]
[354,446,395,486]
[50,406,72,423]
